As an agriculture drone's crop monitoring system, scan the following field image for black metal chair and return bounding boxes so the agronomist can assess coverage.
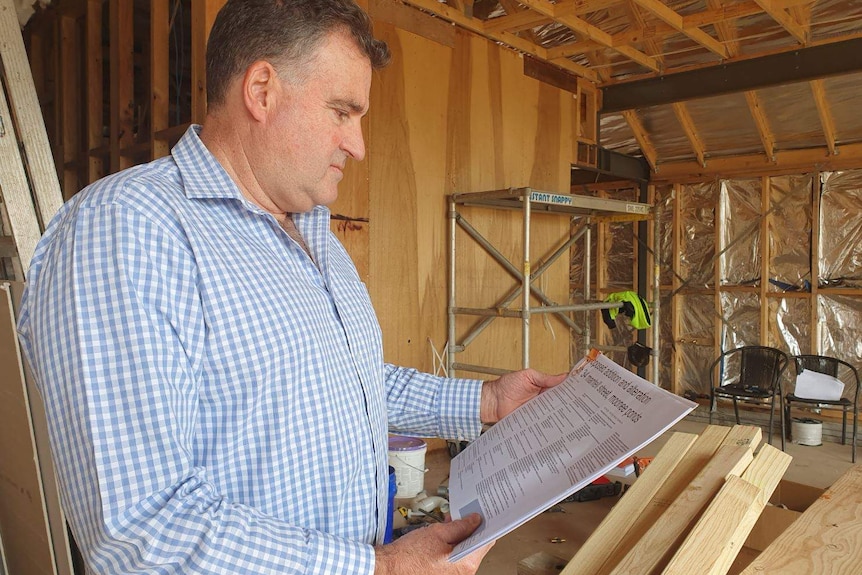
[785,354,860,463]
[709,346,789,450]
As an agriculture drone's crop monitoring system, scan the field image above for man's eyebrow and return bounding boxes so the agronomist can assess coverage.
[330,98,366,113]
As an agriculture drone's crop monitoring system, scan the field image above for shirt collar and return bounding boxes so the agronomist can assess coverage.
[171,124,331,223]
[172,124,247,201]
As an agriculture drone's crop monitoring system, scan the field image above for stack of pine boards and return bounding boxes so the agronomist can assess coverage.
[518,424,862,575]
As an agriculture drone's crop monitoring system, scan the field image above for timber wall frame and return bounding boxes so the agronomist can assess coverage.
[24,0,227,201]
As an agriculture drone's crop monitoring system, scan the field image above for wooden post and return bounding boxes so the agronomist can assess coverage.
[191,0,227,124]
[86,0,104,184]
[109,0,133,172]
[151,0,170,159]
[760,176,770,345]
[60,15,79,199]
[672,183,682,395]
[810,173,821,353]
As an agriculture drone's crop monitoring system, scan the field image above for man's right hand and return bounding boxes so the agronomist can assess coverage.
[374,513,494,575]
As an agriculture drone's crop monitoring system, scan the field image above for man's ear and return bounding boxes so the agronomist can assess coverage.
[242,60,278,123]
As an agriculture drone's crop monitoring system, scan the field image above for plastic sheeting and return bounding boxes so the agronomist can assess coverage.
[720,179,761,286]
[720,292,761,351]
[820,294,862,368]
[679,182,718,288]
[770,175,813,291]
[820,172,862,288]
[770,297,810,357]
[677,293,714,396]
[655,185,674,286]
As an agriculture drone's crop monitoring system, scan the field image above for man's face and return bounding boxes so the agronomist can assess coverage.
[257,29,372,213]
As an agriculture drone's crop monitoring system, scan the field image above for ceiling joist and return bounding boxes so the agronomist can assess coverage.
[518,0,661,72]
[753,0,808,44]
[631,0,728,59]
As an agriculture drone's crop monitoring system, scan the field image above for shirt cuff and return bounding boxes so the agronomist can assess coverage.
[436,376,484,442]
[307,530,376,575]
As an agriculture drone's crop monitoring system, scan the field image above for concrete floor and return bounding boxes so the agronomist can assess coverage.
[405,412,859,574]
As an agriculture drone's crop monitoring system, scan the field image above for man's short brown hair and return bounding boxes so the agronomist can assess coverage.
[206,0,390,108]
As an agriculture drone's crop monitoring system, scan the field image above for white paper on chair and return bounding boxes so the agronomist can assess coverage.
[794,369,844,401]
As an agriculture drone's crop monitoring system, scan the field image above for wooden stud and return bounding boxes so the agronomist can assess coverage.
[753,0,808,44]
[760,176,770,345]
[86,0,103,184]
[561,432,699,575]
[671,184,682,395]
[673,102,707,168]
[740,464,862,574]
[59,15,79,200]
[810,79,838,156]
[631,0,728,58]
[811,174,821,353]
[191,0,228,124]
[109,0,133,172]
[151,0,170,160]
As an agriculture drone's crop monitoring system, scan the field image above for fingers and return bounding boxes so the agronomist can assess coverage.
[438,513,482,545]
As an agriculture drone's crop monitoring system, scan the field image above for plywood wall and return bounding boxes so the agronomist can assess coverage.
[353,1,576,377]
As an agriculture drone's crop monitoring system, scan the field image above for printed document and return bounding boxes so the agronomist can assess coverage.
[448,352,696,561]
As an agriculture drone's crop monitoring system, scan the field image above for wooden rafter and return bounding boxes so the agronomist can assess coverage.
[631,0,728,59]
[622,109,658,170]
[672,102,706,167]
[753,0,808,44]
[497,0,539,44]
[402,0,599,79]
[625,0,662,62]
[810,79,837,156]
[682,1,762,28]
[518,0,661,72]
[707,0,740,57]
[744,90,776,163]
[483,10,550,35]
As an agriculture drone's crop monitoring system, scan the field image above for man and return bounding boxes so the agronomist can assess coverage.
[17,1,565,573]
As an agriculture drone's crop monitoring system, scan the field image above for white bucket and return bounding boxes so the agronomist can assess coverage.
[791,417,823,446]
[388,436,427,498]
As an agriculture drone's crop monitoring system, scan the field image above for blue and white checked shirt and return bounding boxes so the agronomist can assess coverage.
[17,126,483,574]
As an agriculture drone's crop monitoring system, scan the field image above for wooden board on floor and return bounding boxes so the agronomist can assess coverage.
[739,464,862,574]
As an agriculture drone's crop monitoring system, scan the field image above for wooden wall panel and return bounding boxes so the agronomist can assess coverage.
[368,21,573,376]
[369,23,451,372]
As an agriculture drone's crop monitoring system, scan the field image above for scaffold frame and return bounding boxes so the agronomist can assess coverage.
[447,187,661,383]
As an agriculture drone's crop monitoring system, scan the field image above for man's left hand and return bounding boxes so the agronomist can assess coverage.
[480,369,568,423]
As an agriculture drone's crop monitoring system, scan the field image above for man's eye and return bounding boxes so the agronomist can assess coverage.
[335,109,349,120]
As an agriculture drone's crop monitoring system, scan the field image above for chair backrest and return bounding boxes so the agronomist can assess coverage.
[791,354,861,402]
[712,346,788,392]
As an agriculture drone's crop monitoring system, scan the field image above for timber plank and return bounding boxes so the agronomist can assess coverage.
[597,425,761,574]
[608,443,755,575]
[0,0,63,229]
[665,444,792,575]
[561,432,698,575]
[740,464,862,575]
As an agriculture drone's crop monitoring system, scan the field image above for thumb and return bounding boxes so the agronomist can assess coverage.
[439,513,483,545]
[538,372,568,389]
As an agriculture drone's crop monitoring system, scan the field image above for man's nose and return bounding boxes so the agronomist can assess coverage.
[342,120,366,162]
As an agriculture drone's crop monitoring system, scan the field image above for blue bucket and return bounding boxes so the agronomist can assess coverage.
[384,465,396,543]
